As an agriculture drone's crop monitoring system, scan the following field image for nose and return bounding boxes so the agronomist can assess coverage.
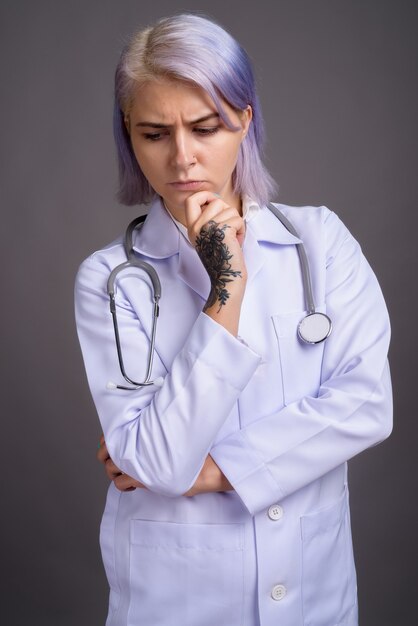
[170,130,196,169]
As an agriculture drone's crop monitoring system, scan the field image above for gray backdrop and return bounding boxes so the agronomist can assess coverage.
[1,1,417,624]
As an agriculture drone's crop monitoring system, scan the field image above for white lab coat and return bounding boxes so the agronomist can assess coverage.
[75,197,392,626]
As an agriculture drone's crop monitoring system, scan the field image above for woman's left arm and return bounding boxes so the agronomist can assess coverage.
[209,210,393,515]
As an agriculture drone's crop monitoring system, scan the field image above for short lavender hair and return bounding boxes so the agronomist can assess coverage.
[114,13,277,206]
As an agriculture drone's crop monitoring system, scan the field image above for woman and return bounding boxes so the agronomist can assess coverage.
[75,13,392,626]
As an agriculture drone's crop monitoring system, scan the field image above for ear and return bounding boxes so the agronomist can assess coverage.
[124,114,130,134]
[240,105,253,139]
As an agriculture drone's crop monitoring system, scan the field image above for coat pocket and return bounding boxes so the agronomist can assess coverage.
[300,486,357,626]
[272,309,325,406]
[128,519,245,626]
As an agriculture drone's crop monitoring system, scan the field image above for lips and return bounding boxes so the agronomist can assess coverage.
[168,180,206,191]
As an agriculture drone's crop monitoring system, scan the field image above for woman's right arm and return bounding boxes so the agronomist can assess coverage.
[75,199,260,498]
[185,191,248,337]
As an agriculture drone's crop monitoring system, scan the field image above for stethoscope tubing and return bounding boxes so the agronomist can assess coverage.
[106,203,332,390]
[266,203,315,315]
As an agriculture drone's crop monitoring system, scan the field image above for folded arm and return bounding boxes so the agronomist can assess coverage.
[75,199,260,498]
[210,211,393,515]
[97,435,233,496]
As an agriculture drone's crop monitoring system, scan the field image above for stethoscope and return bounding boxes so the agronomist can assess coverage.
[106,203,332,391]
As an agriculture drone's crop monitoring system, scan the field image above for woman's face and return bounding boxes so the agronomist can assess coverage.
[126,78,252,224]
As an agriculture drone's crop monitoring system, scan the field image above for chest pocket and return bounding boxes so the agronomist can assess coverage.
[272,309,325,406]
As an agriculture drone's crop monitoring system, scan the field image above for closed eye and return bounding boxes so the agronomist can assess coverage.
[194,126,220,136]
[142,126,220,141]
[143,131,168,141]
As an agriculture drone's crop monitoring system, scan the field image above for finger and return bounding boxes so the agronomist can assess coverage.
[184,191,224,229]
[113,474,145,492]
[191,205,243,246]
[188,200,229,244]
[197,213,245,243]
[206,209,244,230]
[195,205,239,231]
[97,438,110,463]
[223,214,246,242]
[105,458,123,480]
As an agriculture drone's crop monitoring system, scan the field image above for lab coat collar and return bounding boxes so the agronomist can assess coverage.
[133,197,302,257]
[132,196,210,299]
[132,197,180,259]
[132,196,302,298]
[238,206,300,286]
[247,203,302,246]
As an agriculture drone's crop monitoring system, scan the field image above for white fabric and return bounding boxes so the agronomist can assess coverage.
[75,197,392,626]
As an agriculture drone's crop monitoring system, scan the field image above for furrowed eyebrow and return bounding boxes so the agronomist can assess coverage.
[135,113,220,128]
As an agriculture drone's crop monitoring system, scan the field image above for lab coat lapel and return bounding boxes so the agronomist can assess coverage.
[132,196,210,301]
[132,198,179,259]
[132,198,302,300]
[248,204,302,247]
[244,205,303,284]
[177,236,210,301]
[243,224,264,284]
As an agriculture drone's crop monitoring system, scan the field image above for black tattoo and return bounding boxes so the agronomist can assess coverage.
[195,220,242,312]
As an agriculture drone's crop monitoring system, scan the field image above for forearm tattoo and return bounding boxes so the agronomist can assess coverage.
[195,220,242,312]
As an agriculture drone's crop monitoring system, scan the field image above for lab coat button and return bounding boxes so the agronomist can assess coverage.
[268,504,283,521]
[271,584,287,601]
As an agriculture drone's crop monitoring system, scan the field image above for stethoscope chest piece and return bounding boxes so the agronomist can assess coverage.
[298,312,332,344]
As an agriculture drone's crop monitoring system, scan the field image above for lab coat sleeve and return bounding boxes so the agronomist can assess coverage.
[74,252,261,497]
[210,210,393,516]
